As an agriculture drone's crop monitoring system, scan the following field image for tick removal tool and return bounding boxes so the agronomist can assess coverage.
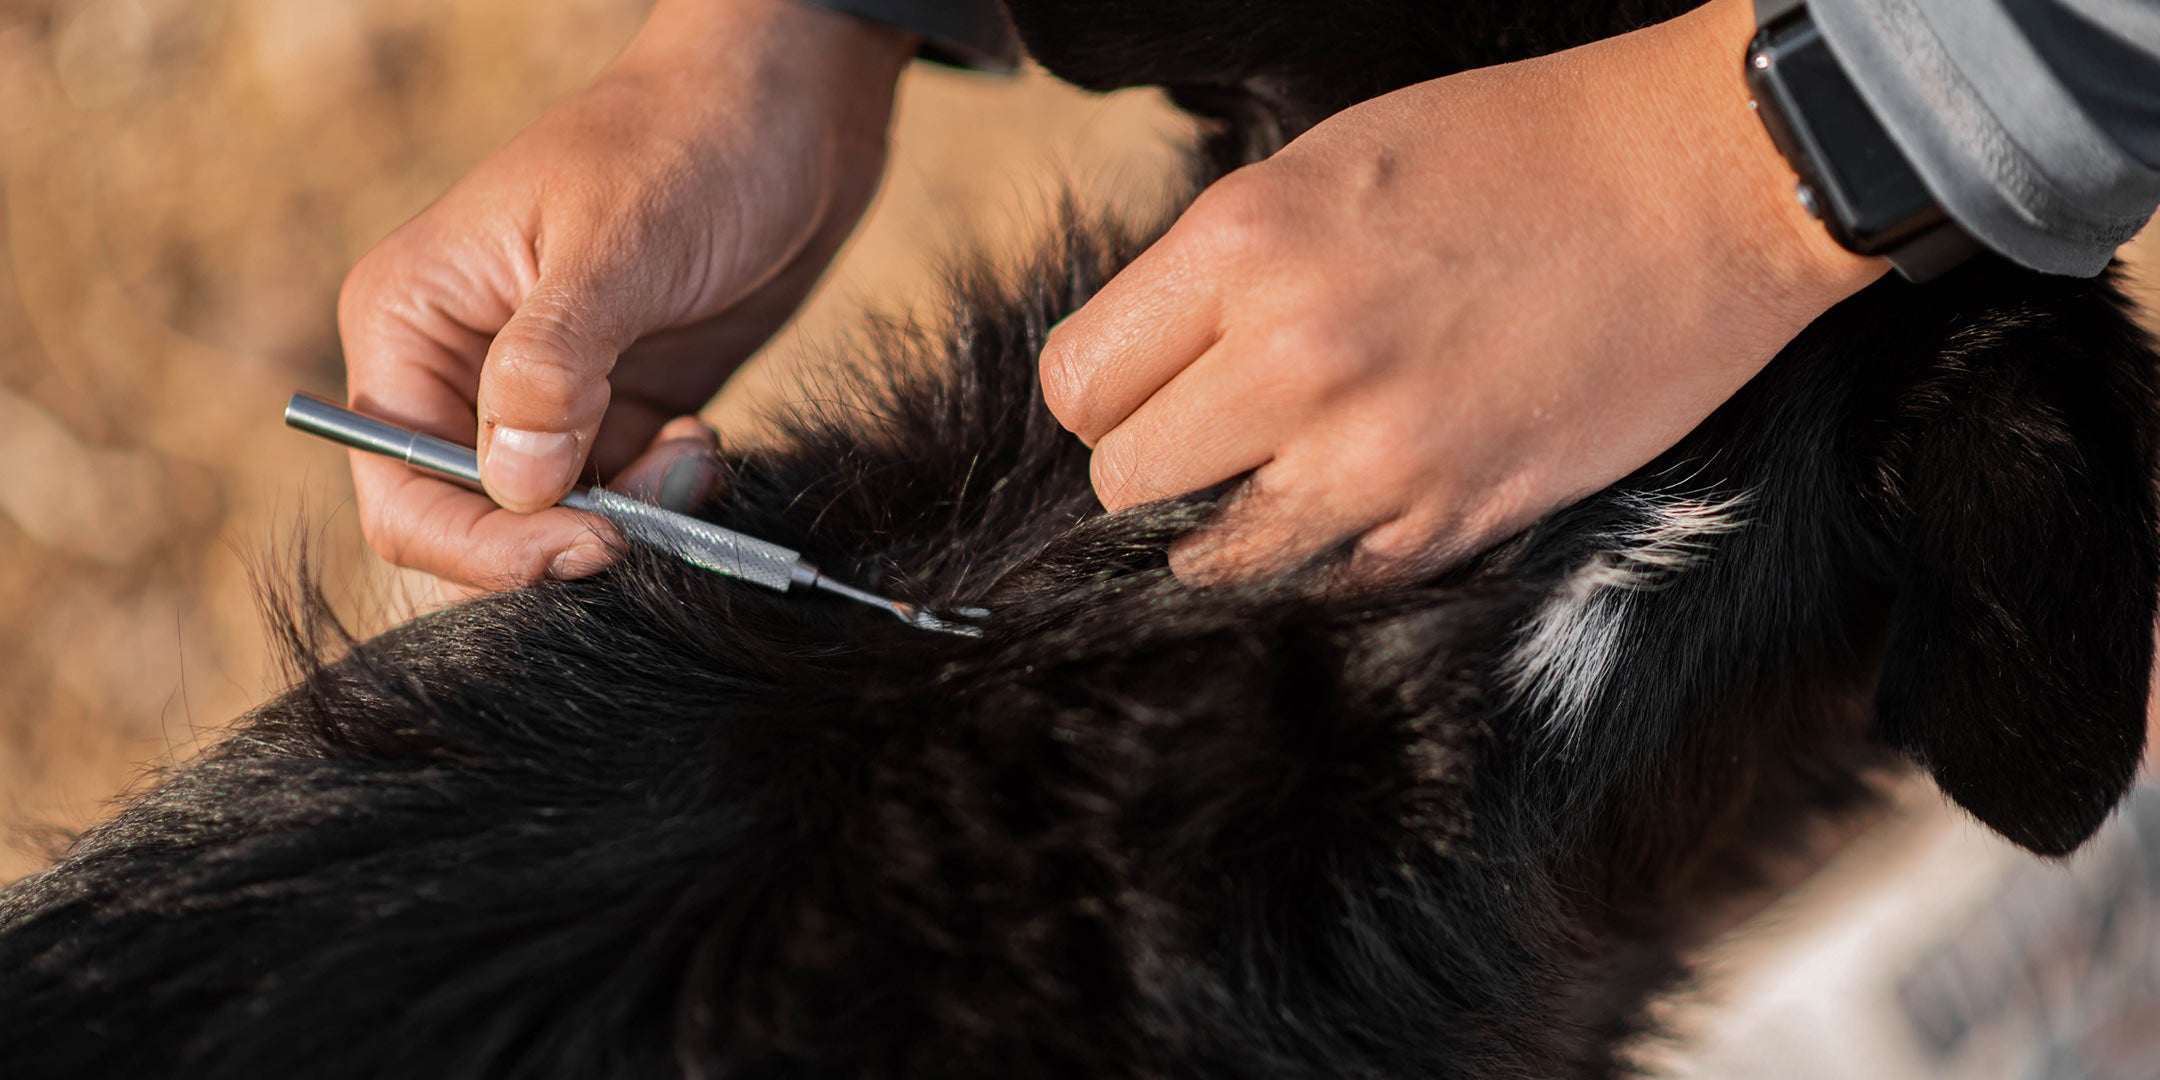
[283,393,988,637]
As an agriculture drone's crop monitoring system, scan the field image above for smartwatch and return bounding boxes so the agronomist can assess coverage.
[1744,0,1980,282]
[795,0,1021,74]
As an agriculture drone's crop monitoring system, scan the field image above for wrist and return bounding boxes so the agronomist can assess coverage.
[596,0,914,213]
[615,0,916,113]
[1614,0,1888,324]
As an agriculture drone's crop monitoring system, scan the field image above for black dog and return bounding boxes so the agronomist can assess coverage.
[4,2,2154,1076]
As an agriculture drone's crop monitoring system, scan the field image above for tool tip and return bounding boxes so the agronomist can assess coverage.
[904,608,987,638]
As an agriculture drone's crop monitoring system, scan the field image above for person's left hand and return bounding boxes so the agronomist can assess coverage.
[1038,0,1884,587]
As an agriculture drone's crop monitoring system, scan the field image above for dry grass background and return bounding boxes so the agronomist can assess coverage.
[4,1,2160,1072]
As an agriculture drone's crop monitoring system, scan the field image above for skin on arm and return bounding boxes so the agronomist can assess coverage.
[1039,0,1887,587]
[337,0,915,590]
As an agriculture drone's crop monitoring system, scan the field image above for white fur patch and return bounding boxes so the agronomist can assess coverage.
[1498,490,1753,744]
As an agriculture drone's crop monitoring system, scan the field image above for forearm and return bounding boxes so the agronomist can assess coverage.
[1807,0,2160,276]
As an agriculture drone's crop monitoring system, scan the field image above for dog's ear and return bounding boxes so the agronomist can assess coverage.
[1873,277,2157,857]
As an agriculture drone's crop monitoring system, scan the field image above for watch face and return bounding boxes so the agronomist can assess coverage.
[1746,17,1949,256]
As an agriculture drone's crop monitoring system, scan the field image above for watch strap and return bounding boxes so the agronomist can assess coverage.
[795,0,1021,73]
[1747,2,1980,281]
[1882,219,1986,282]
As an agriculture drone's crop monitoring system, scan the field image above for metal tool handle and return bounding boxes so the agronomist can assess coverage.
[286,392,487,487]
[283,393,809,594]
[573,487,805,593]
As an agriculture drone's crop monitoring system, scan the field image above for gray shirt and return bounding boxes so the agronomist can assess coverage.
[1809,0,2160,275]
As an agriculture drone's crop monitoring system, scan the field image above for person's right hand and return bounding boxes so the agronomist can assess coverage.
[338,0,915,590]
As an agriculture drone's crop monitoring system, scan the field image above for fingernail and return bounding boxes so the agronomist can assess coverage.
[547,542,615,581]
[484,426,581,511]
[656,453,716,513]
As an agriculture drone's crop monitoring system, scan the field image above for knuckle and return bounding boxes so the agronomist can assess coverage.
[490,327,579,386]
[489,318,605,402]
[1193,206,1263,262]
[336,252,397,341]
[356,503,416,572]
[1352,497,1473,582]
[1267,320,1342,375]
[335,261,374,323]
[337,218,432,312]
[1354,520,1434,567]
[1460,473,1539,545]
[353,474,449,579]
[1234,464,1281,503]
[1189,169,1284,256]
[1088,435,1138,508]
[1382,484,1521,575]
[1038,328,1102,437]
[1280,322,1382,404]
[1193,170,1263,226]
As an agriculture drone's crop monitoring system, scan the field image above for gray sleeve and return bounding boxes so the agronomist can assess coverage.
[1806,0,2160,276]
[794,0,1020,73]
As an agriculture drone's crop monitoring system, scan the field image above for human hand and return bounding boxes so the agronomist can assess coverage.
[338,0,914,590]
[1040,0,1886,587]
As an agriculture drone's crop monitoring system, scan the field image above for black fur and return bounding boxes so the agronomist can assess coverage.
[3,1,2154,1076]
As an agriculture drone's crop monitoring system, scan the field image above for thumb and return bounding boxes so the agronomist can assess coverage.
[475,274,635,513]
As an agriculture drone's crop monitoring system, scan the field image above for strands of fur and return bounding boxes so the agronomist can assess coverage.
[3,0,2157,1075]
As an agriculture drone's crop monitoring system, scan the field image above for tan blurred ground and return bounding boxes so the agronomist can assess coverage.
[4,3,2160,1075]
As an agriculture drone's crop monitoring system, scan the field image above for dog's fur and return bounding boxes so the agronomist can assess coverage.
[4,1,2156,1077]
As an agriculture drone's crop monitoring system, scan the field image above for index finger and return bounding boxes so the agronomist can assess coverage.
[348,453,619,589]
[1038,235,1223,446]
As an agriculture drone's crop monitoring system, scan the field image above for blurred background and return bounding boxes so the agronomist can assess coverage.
[1,1,2155,1076]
